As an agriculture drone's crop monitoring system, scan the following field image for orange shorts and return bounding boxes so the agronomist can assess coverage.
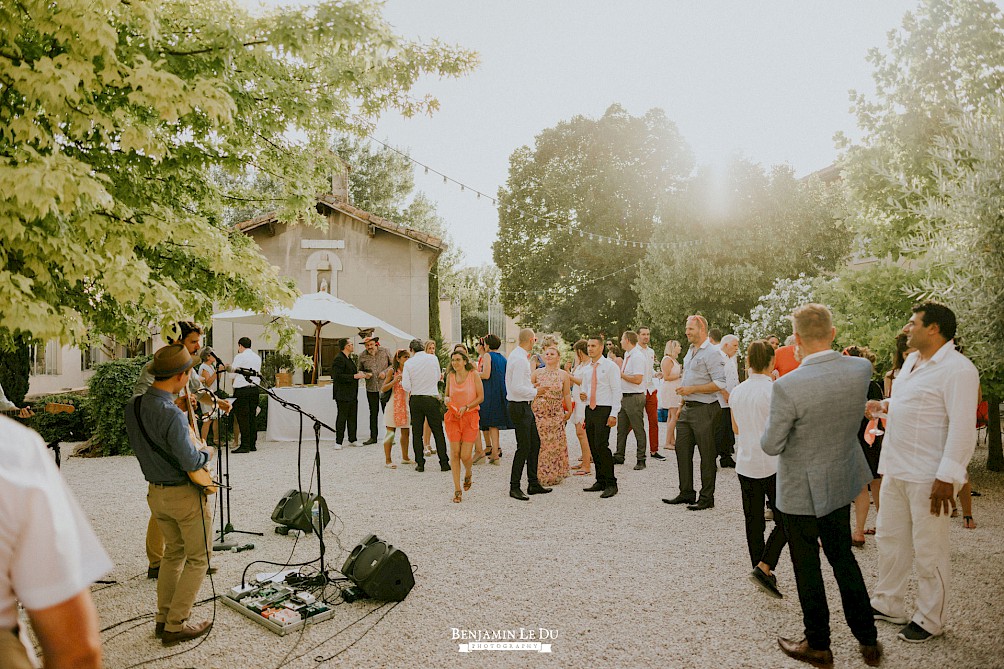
[445,409,480,443]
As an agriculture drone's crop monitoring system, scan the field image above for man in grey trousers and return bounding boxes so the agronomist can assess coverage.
[615,330,648,470]
[761,303,881,668]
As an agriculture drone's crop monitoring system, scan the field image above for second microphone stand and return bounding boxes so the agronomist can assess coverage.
[232,370,337,578]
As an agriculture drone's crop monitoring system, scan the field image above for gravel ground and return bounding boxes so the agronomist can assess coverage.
[61,424,1003,669]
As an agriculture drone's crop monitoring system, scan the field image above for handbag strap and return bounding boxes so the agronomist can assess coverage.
[133,395,186,475]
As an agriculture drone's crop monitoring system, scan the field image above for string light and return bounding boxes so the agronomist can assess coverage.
[362,134,703,251]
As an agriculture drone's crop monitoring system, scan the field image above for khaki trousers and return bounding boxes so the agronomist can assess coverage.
[870,476,958,636]
[0,628,35,669]
[147,484,213,632]
[146,513,164,568]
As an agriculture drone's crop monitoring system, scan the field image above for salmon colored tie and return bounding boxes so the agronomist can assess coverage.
[589,362,598,410]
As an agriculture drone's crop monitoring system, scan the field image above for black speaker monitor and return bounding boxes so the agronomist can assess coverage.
[271,489,330,533]
[341,534,414,601]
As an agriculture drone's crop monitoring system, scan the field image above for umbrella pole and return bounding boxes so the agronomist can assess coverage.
[312,322,322,384]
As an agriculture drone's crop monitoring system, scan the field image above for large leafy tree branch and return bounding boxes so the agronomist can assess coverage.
[0,0,478,348]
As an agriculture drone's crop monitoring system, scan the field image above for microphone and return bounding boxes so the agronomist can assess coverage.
[234,368,260,379]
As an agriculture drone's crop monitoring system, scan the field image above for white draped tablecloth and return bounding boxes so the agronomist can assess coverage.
[265,385,370,442]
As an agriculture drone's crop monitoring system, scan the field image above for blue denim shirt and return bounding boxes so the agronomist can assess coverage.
[125,387,208,485]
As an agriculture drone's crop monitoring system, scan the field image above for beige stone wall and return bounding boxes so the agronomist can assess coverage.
[248,209,435,341]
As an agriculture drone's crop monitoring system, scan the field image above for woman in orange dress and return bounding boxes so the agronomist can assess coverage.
[531,343,572,486]
[444,350,484,503]
[380,349,413,468]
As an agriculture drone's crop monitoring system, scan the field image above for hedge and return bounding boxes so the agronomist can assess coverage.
[27,392,92,443]
[87,356,150,455]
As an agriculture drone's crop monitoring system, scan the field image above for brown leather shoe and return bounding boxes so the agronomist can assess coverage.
[161,620,212,646]
[860,642,882,666]
[154,622,165,638]
[778,637,834,668]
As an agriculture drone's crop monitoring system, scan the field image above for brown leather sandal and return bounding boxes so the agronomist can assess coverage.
[463,475,472,491]
[453,490,462,503]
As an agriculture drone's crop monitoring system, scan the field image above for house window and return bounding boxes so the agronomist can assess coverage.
[82,345,101,370]
[30,340,60,375]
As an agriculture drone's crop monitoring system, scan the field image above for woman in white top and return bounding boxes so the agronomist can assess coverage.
[730,340,787,599]
[658,340,683,449]
[198,350,224,445]
[566,339,593,476]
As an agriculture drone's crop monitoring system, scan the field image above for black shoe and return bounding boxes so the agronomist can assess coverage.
[583,482,604,492]
[527,485,552,495]
[720,456,736,468]
[509,488,529,501]
[872,607,908,625]
[898,621,937,643]
[154,622,165,638]
[147,566,159,579]
[651,452,666,460]
[687,500,714,511]
[662,494,696,505]
[362,438,378,445]
[749,567,783,598]
[207,566,217,576]
[441,464,451,472]
[232,447,253,454]
[612,457,625,465]
[600,486,618,498]
[633,462,646,470]
[415,464,425,472]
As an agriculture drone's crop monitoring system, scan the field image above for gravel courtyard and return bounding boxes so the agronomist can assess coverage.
[64,425,1003,669]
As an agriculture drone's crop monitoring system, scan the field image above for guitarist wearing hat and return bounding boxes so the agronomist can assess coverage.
[125,344,216,646]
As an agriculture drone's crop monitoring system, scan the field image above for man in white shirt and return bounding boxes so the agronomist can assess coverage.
[579,336,623,498]
[715,334,741,468]
[614,331,649,470]
[637,327,665,461]
[505,328,552,500]
[868,302,979,644]
[231,336,262,454]
[401,339,448,472]
[0,417,111,668]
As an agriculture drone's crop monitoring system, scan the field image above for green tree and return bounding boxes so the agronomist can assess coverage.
[494,104,694,338]
[838,0,1004,469]
[0,0,477,353]
[636,160,849,343]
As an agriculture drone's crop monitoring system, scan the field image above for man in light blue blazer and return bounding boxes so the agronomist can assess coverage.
[761,304,881,669]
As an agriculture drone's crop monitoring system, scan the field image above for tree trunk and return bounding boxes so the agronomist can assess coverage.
[987,395,1003,472]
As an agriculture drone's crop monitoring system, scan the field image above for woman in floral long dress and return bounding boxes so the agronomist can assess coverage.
[531,343,572,486]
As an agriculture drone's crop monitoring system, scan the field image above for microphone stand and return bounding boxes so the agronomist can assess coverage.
[232,371,337,578]
[203,377,263,551]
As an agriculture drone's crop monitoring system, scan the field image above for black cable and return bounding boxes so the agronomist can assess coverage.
[273,601,390,669]
[313,601,400,665]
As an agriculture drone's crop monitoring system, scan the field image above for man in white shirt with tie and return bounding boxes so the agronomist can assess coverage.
[401,339,449,472]
[505,328,552,500]
[868,302,979,644]
[579,336,623,498]
[637,327,665,461]
[614,331,649,470]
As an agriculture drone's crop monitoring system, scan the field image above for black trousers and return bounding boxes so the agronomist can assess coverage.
[233,386,260,450]
[335,399,357,444]
[674,401,720,503]
[409,396,448,468]
[779,505,878,650]
[366,390,381,439]
[738,473,787,570]
[508,401,541,489]
[714,406,735,458]
[584,406,616,489]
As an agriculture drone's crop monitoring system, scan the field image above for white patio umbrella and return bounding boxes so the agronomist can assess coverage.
[213,292,417,383]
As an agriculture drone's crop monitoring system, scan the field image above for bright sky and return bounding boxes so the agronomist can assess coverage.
[256,1,931,266]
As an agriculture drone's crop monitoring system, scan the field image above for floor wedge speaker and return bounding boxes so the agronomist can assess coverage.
[341,534,414,601]
[271,489,330,533]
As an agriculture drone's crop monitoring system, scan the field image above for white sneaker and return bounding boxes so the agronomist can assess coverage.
[334,443,344,450]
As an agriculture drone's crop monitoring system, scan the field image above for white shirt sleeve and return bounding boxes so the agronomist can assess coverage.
[607,360,623,415]
[936,362,980,484]
[401,359,413,394]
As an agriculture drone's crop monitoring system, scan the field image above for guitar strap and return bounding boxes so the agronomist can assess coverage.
[133,396,188,479]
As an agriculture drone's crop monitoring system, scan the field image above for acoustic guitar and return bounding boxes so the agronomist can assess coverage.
[1,402,76,419]
[182,389,218,495]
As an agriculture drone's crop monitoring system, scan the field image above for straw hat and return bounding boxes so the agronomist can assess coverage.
[150,344,198,377]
